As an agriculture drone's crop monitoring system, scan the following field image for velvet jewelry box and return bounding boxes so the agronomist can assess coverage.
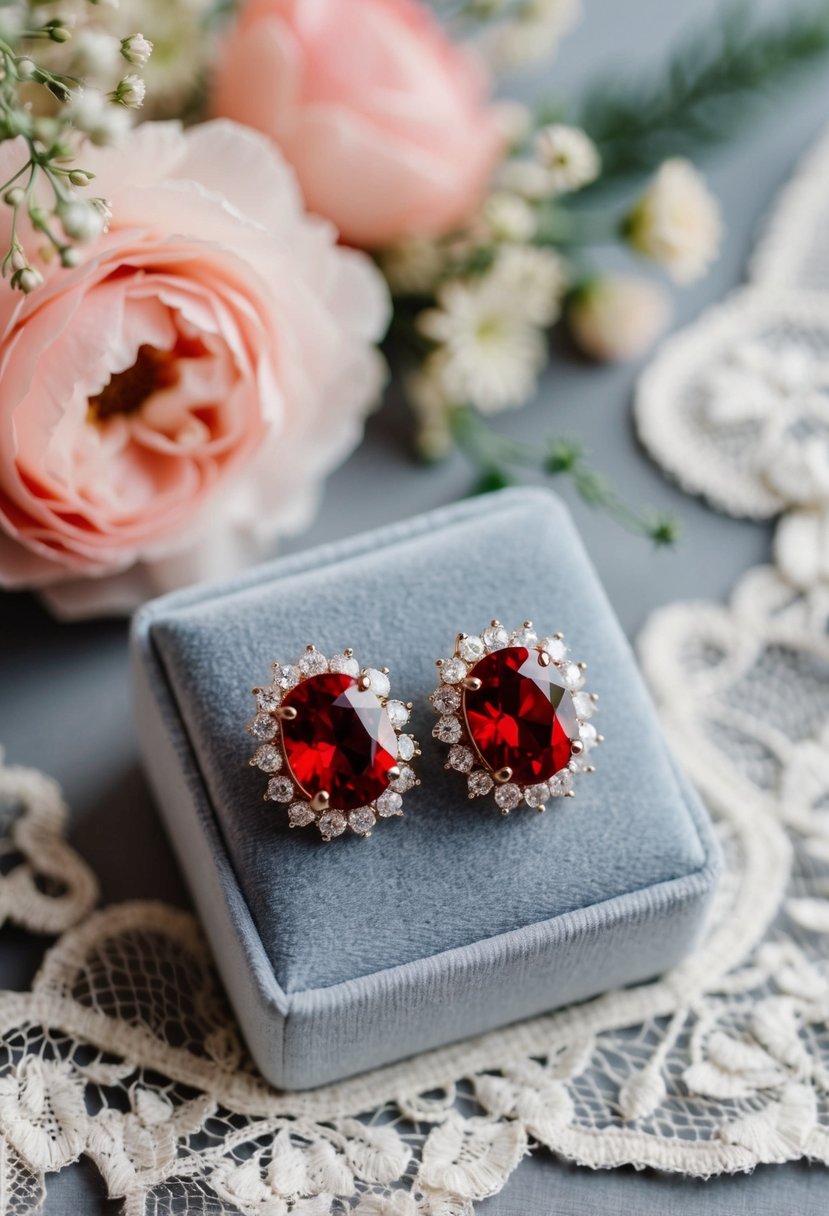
[131,487,720,1090]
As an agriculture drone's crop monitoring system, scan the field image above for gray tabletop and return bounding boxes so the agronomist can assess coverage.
[2,0,828,1212]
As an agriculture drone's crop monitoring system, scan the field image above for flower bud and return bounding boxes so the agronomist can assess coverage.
[4,187,24,207]
[11,248,27,271]
[567,276,672,363]
[121,33,153,67]
[15,267,43,293]
[49,25,72,44]
[15,58,37,81]
[68,170,94,187]
[60,247,82,268]
[58,200,104,243]
[112,74,146,109]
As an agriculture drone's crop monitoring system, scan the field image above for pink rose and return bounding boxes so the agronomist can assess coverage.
[0,120,389,618]
[212,0,503,249]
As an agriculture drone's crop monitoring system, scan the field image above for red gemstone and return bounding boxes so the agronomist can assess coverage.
[280,673,397,811]
[463,647,577,783]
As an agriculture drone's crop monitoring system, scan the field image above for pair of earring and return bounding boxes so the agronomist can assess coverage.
[247,621,600,841]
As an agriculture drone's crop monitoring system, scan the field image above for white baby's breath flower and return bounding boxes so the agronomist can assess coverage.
[121,32,153,67]
[380,235,444,296]
[495,157,556,201]
[417,276,547,414]
[71,30,122,80]
[625,158,722,283]
[67,89,132,145]
[483,191,536,242]
[407,353,456,461]
[112,73,145,108]
[490,245,568,326]
[534,124,600,194]
[489,0,581,69]
[57,199,105,242]
[567,276,672,362]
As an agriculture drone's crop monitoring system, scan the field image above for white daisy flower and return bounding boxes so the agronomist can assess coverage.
[417,276,547,414]
[483,191,537,243]
[534,124,600,194]
[625,158,722,283]
[490,245,568,326]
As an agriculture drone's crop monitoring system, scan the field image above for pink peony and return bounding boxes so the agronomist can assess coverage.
[212,0,503,249]
[0,120,389,618]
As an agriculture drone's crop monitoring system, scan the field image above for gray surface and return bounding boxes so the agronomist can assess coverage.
[133,488,718,1087]
[1,0,827,1208]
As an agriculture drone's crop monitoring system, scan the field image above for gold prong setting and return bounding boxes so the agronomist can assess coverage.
[247,645,420,840]
[430,621,600,815]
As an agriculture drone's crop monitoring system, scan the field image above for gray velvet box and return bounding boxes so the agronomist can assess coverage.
[130,487,720,1090]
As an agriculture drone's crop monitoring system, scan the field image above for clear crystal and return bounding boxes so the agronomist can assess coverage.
[468,769,493,797]
[483,623,509,651]
[390,766,416,793]
[251,744,282,773]
[440,657,467,684]
[386,699,410,728]
[560,662,585,691]
[433,715,462,744]
[328,652,360,676]
[524,782,550,808]
[273,664,300,690]
[448,744,474,772]
[298,649,328,677]
[572,691,594,720]
[267,776,294,802]
[365,668,391,698]
[398,735,416,761]
[256,686,282,713]
[349,807,376,835]
[511,625,538,647]
[318,811,347,839]
[458,635,485,663]
[549,768,574,796]
[579,722,599,750]
[288,802,315,827]
[540,636,567,663]
[432,686,461,715]
[376,789,403,817]
[495,782,521,810]
[251,714,276,741]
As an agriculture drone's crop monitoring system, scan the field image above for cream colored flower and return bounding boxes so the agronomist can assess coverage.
[490,245,568,326]
[494,157,557,201]
[417,276,547,414]
[483,191,537,242]
[489,0,581,69]
[379,236,445,296]
[407,354,456,461]
[567,276,672,362]
[626,158,722,283]
[534,124,600,194]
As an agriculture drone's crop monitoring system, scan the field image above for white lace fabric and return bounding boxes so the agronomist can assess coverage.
[4,127,829,1215]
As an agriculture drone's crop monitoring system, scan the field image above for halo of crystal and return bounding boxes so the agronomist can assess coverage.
[579,722,599,749]
[390,765,416,793]
[483,623,509,651]
[365,668,391,698]
[386,699,410,728]
[328,652,360,676]
[549,768,574,796]
[256,687,282,712]
[348,807,376,835]
[251,745,282,773]
[458,635,485,663]
[398,735,416,762]
[510,625,538,647]
[448,744,474,772]
[433,716,462,744]
[524,782,550,808]
[560,662,585,690]
[468,770,494,797]
[318,811,347,839]
[298,649,328,677]
[572,691,594,720]
[288,802,315,827]
[495,783,522,810]
[267,776,294,803]
[432,686,461,715]
[376,790,403,817]
[440,657,467,684]
[273,664,300,690]
[251,714,276,741]
[540,636,567,662]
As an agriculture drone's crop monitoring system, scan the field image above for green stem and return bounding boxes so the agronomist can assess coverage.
[450,407,679,546]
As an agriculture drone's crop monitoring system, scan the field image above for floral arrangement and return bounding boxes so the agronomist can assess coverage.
[0,0,827,617]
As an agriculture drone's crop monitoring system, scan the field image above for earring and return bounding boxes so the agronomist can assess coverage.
[430,621,600,815]
[248,645,420,840]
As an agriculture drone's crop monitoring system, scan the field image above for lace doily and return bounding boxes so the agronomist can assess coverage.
[4,125,829,1216]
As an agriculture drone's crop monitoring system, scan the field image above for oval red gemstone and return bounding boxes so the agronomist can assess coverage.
[280,673,398,811]
[463,646,577,783]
